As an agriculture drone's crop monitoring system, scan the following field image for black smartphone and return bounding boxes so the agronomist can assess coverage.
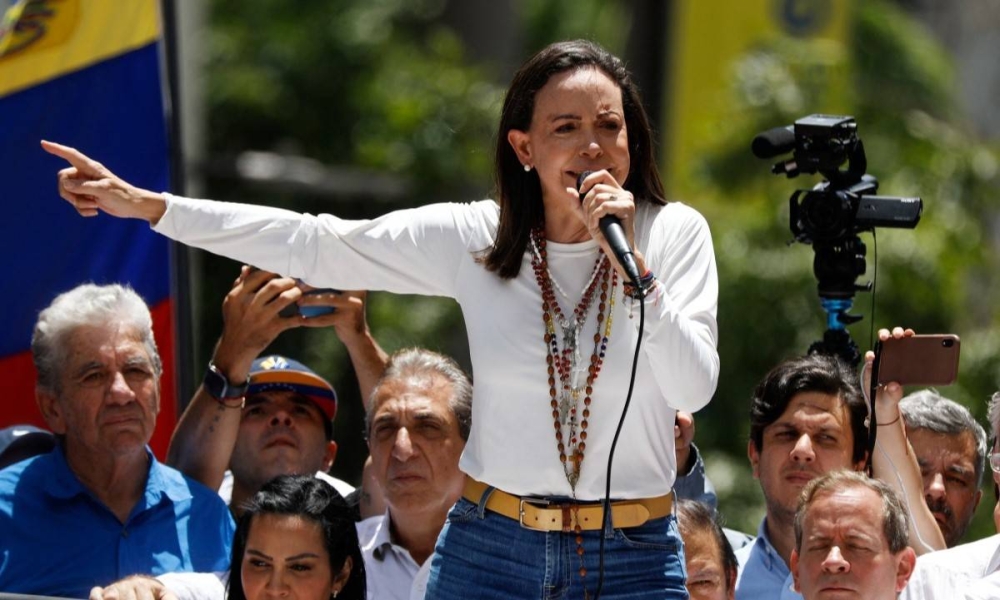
[875,334,960,386]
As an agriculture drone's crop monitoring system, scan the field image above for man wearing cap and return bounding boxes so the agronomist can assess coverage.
[167,267,387,513]
[219,354,355,510]
[92,346,466,600]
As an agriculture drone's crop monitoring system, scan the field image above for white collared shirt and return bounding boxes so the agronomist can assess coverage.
[357,512,422,600]
[901,534,1000,599]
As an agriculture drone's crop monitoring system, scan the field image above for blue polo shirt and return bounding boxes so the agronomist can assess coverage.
[734,518,801,600]
[0,447,235,598]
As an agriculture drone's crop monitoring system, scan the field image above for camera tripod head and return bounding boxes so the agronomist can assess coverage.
[753,114,923,366]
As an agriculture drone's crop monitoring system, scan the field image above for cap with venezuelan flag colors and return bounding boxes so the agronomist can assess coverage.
[248,355,337,422]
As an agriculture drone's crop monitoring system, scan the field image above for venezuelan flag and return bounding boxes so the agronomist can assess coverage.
[0,0,176,456]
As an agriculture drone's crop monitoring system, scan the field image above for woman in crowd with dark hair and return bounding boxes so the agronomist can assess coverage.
[229,475,365,600]
[46,38,718,599]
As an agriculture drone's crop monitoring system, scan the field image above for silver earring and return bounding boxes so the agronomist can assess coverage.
[524,164,531,172]
[331,592,338,599]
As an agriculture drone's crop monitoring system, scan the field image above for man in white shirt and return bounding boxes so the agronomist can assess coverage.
[899,390,987,547]
[357,347,471,600]
[901,392,1000,599]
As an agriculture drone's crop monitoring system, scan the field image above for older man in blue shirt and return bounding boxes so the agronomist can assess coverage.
[0,284,234,598]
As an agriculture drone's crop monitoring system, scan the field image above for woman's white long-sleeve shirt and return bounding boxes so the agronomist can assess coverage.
[155,195,719,500]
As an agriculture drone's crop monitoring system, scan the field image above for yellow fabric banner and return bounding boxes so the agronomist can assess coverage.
[663,0,850,196]
[0,0,159,97]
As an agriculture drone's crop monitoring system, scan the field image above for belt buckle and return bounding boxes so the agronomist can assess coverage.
[518,497,556,532]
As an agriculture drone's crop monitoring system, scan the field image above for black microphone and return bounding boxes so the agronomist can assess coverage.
[751,125,796,159]
[577,171,641,284]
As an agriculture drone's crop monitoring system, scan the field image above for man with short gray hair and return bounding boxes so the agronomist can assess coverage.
[0,284,235,598]
[901,392,1000,598]
[900,390,986,547]
[360,347,471,600]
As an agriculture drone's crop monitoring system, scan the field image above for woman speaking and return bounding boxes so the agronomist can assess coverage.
[46,39,718,599]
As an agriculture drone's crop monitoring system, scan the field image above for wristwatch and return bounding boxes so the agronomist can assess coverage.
[203,362,250,401]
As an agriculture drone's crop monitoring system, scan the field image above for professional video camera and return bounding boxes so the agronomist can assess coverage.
[752,114,923,365]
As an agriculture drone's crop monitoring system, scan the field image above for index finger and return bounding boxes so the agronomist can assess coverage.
[41,140,104,177]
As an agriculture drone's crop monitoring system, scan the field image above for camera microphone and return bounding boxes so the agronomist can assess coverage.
[577,171,641,284]
[751,125,796,159]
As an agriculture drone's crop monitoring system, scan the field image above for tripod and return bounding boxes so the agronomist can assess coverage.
[805,234,870,367]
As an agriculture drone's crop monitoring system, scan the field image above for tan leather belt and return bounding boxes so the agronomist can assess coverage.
[463,477,673,533]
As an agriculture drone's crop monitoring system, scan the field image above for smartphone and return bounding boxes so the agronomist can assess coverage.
[279,288,342,318]
[246,268,340,318]
[875,334,960,386]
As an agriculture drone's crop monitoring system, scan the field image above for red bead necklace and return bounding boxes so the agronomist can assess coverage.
[530,228,617,594]
[529,228,617,489]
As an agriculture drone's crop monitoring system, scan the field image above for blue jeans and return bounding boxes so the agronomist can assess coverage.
[424,495,688,599]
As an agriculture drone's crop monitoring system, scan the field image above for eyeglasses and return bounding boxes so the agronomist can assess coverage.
[990,452,1000,474]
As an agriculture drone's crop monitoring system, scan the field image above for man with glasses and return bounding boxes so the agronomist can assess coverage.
[901,392,1000,598]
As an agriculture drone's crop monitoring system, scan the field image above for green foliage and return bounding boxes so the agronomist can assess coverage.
[691,0,1000,537]
[194,0,1000,539]
[206,0,499,192]
[518,0,627,55]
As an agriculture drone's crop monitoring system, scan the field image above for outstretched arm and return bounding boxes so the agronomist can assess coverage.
[869,326,947,555]
[42,140,167,223]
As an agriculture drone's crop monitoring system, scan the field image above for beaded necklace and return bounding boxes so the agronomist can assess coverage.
[529,228,617,489]
[530,228,617,596]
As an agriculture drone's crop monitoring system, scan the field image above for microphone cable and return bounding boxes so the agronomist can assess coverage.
[864,228,879,473]
[593,275,645,600]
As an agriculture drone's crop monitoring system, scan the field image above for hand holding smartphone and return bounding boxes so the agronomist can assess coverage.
[246,266,340,318]
[875,334,960,387]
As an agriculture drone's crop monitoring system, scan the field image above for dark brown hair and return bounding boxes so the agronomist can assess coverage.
[482,39,666,279]
[749,353,869,464]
